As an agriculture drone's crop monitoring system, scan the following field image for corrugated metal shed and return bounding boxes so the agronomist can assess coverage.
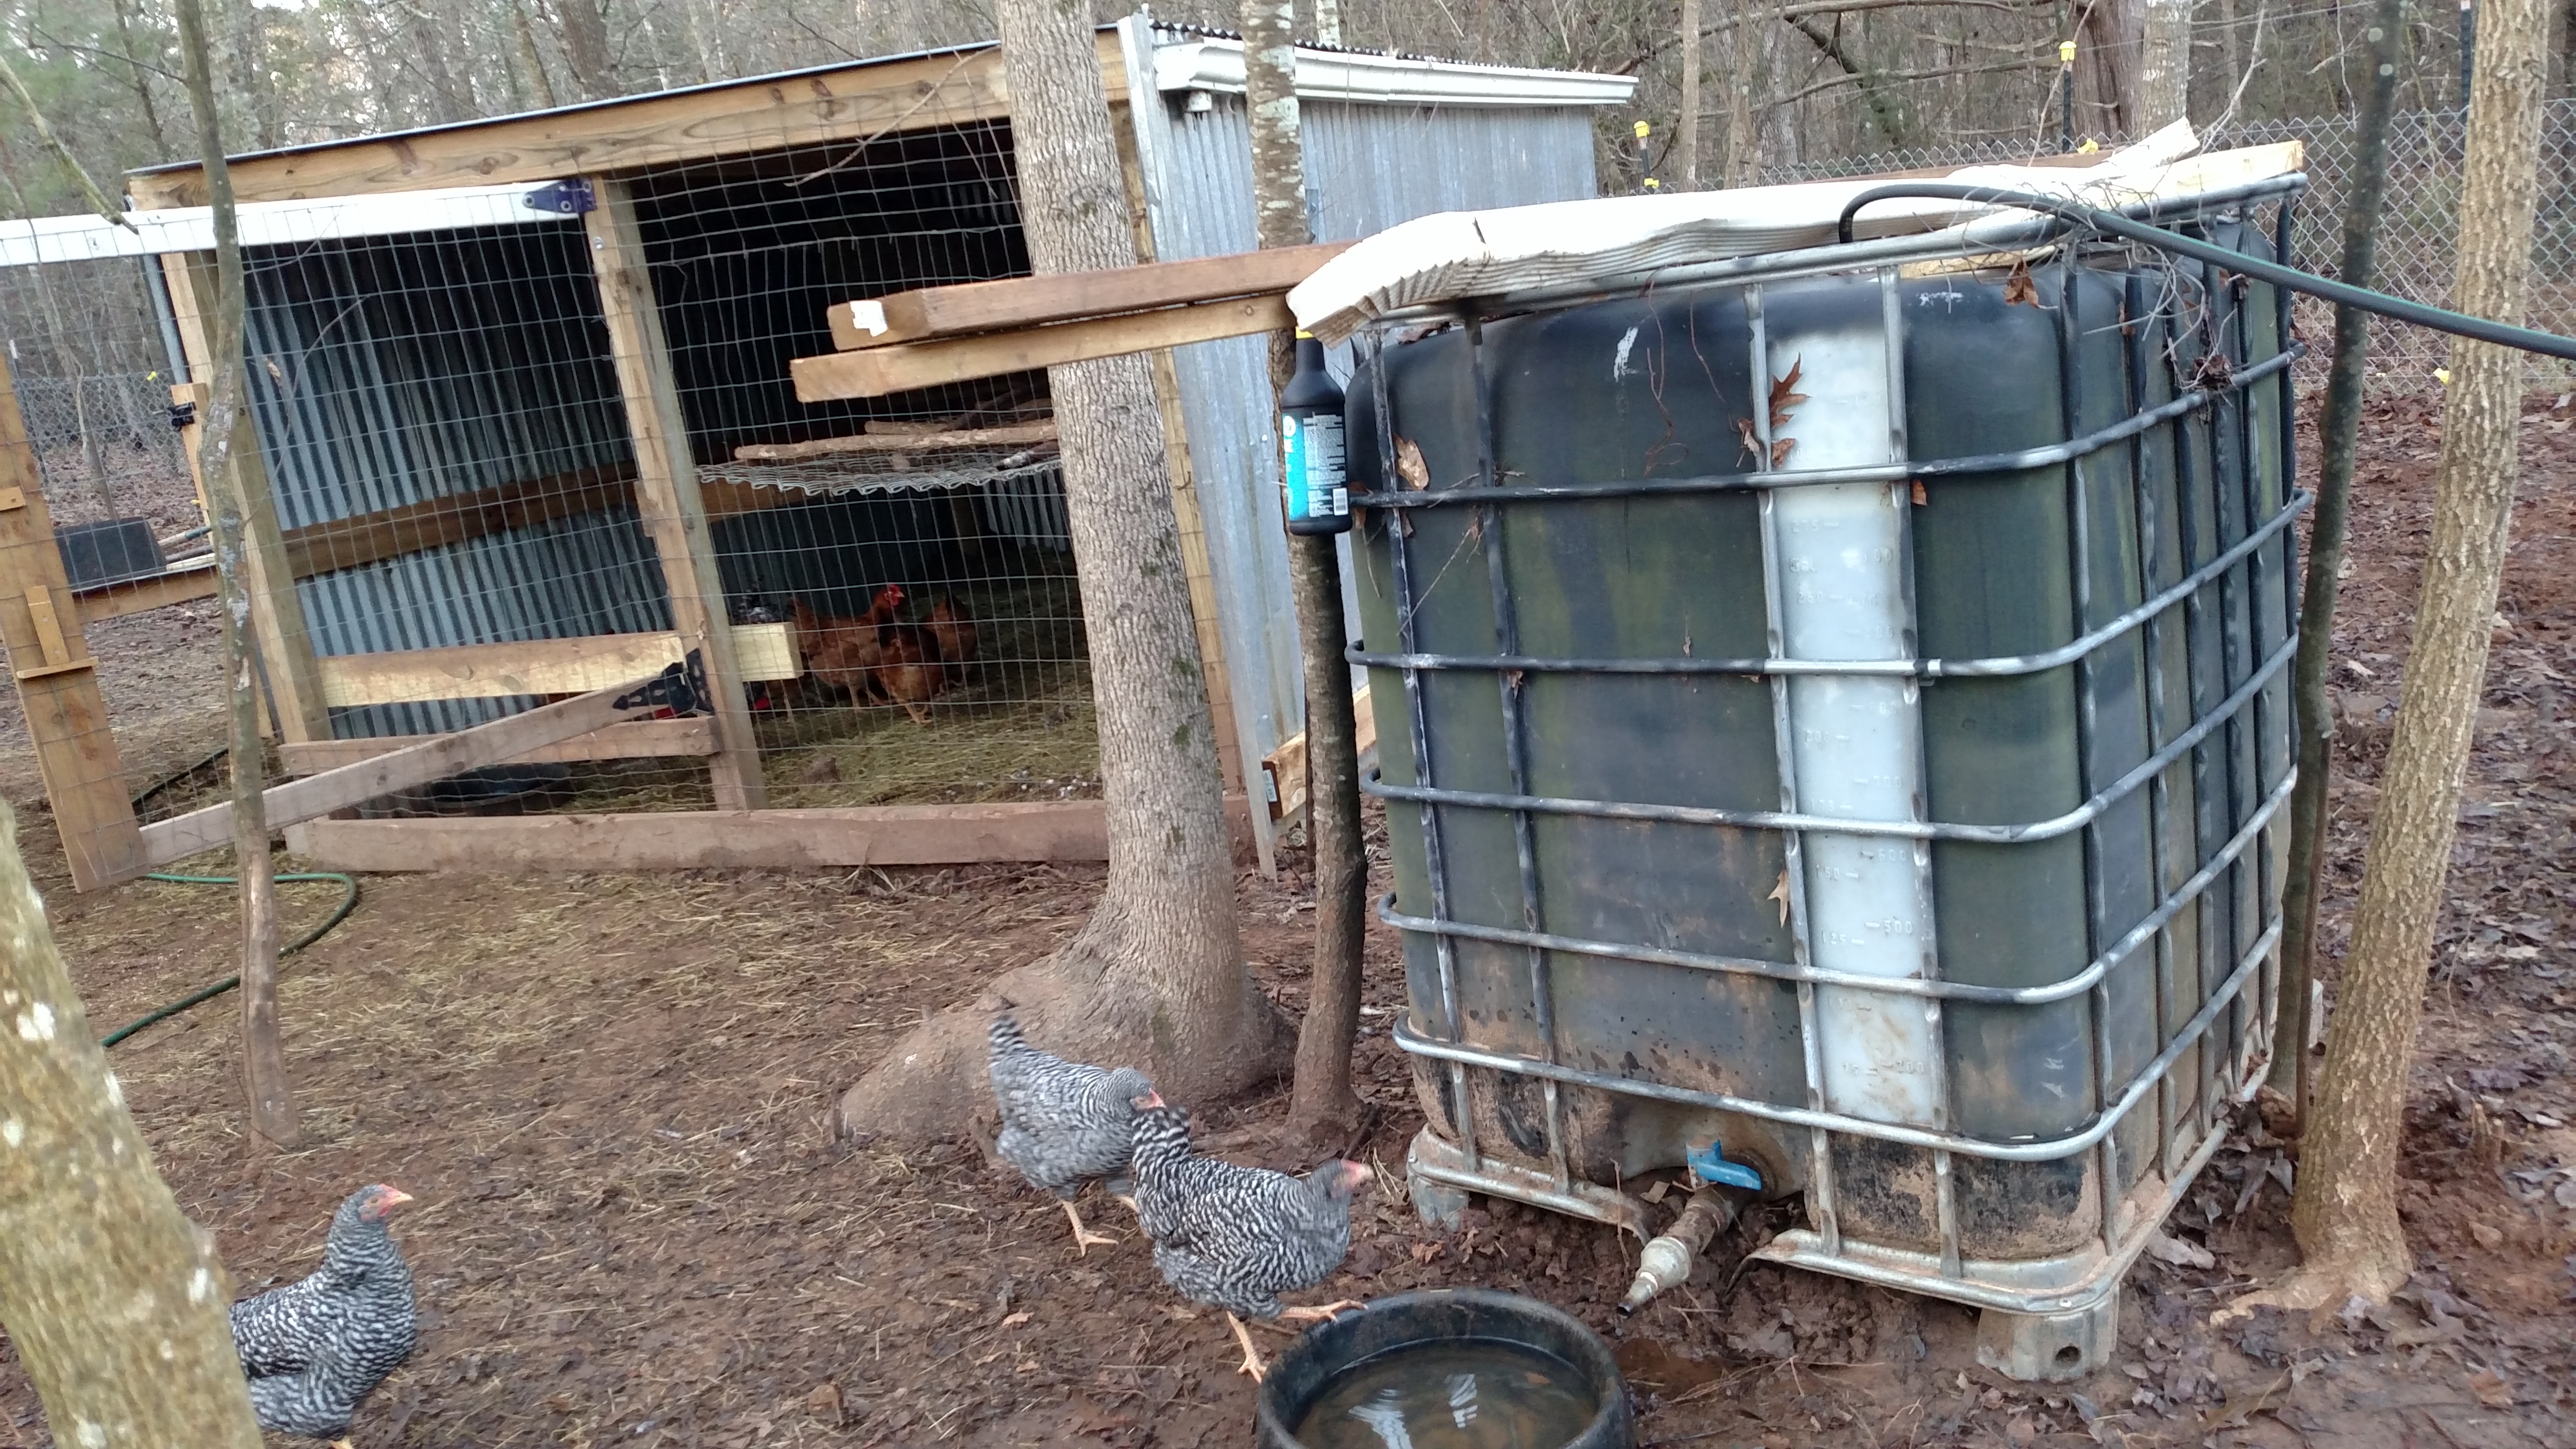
[1118,17,1606,854]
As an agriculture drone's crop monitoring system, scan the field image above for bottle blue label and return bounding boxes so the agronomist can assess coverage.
[1282,411,1348,524]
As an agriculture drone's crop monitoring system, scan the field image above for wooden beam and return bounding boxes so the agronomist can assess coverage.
[0,353,144,892]
[1261,683,1378,826]
[279,793,1261,873]
[828,242,1352,349]
[283,461,637,577]
[316,621,797,707]
[165,259,329,744]
[72,560,217,620]
[730,421,1055,463]
[141,676,656,868]
[278,717,713,774]
[587,174,767,810]
[123,33,1134,210]
[793,295,1296,403]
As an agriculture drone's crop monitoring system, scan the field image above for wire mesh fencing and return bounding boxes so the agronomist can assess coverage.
[1754,99,2576,391]
[0,51,1106,880]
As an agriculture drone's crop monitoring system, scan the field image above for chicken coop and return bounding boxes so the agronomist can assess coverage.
[0,20,1631,890]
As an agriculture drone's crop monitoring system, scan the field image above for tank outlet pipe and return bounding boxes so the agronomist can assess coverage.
[1619,1186,1741,1315]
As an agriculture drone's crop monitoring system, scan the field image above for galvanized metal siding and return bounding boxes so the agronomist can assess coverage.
[239,223,670,737]
[1125,19,1601,811]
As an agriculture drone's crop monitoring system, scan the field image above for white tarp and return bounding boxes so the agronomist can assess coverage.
[1284,120,2307,343]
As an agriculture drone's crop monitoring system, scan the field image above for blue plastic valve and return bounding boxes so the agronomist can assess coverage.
[1687,1140,1763,1192]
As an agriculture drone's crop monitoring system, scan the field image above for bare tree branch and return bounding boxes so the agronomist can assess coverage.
[0,45,134,229]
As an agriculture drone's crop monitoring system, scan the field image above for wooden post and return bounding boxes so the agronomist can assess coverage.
[583,175,767,810]
[160,255,329,744]
[0,352,145,892]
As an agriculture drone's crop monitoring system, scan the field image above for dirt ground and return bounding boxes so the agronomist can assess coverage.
[9,387,2576,1447]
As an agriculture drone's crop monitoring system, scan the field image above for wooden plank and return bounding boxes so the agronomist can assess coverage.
[74,463,638,622]
[166,262,330,743]
[0,350,144,891]
[1260,683,1378,827]
[587,174,767,810]
[278,717,713,774]
[142,677,657,867]
[23,584,73,665]
[123,34,1134,209]
[283,462,636,578]
[793,295,1295,403]
[73,560,218,620]
[317,622,798,707]
[279,794,1262,873]
[829,242,1353,349]
[730,421,1055,463]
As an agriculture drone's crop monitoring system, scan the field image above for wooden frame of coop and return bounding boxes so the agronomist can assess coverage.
[2,23,1629,890]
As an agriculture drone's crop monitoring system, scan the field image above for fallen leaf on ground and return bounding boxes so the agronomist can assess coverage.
[2143,1230,2215,1269]
[2468,1368,2514,1408]
[1070,1394,1136,1435]
[999,1310,1031,1327]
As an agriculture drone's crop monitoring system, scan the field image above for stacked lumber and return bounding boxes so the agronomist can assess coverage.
[790,241,1351,403]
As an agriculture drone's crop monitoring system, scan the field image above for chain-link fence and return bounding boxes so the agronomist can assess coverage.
[1757,100,2576,391]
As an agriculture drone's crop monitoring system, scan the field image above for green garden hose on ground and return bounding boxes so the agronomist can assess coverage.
[99,871,362,1049]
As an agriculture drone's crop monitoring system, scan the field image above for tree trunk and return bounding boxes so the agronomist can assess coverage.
[1680,0,1704,188]
[511,0,564,111]
[178,0,298,1149]
[1723,4,1759,186]
[2073,0,2143,138]
[2239,0,2549,1315]
[556,0,617,100]
[834,0,1289,1145]
[2136,0,2191,130]
[1238,0,1370,1149]
[0,801,268,1449]
[2270,0,2409,1117]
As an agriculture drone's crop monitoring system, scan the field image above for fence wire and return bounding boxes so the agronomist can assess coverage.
[4,83,2563,876]
[1756,99,2576,389]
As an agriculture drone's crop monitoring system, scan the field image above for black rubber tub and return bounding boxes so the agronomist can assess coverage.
[1254,1288,1632,1449]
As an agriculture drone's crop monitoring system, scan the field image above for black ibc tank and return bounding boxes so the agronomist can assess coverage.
[1345,214,2299,1327]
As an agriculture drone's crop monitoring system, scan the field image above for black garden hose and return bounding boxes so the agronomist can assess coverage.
[98,871,362,1049]
[1835,182,2576,363]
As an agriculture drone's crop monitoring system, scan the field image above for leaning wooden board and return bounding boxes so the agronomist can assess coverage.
[827,241,1352,350]
[793,295,1295,403]
[138,678,658,868]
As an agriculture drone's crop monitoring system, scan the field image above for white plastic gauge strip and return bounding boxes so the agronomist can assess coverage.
[0,181,584,269]
[1768,275,1943,1130]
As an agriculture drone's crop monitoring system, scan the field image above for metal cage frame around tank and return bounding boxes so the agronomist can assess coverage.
[1348,174,2312,1321]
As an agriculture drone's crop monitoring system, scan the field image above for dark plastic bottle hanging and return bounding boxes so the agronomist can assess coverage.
[1280,330,1351,536]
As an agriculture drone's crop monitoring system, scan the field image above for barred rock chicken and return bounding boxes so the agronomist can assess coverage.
[989,1012,1154,1256]
[1130,1096,1372,1380]
[229,1184,418,1449]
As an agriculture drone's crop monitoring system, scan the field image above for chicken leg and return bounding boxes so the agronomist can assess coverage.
[1276,1300,1365,1324]
[1226,1313,1268,1381]
[1059,1199,1119,1256]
